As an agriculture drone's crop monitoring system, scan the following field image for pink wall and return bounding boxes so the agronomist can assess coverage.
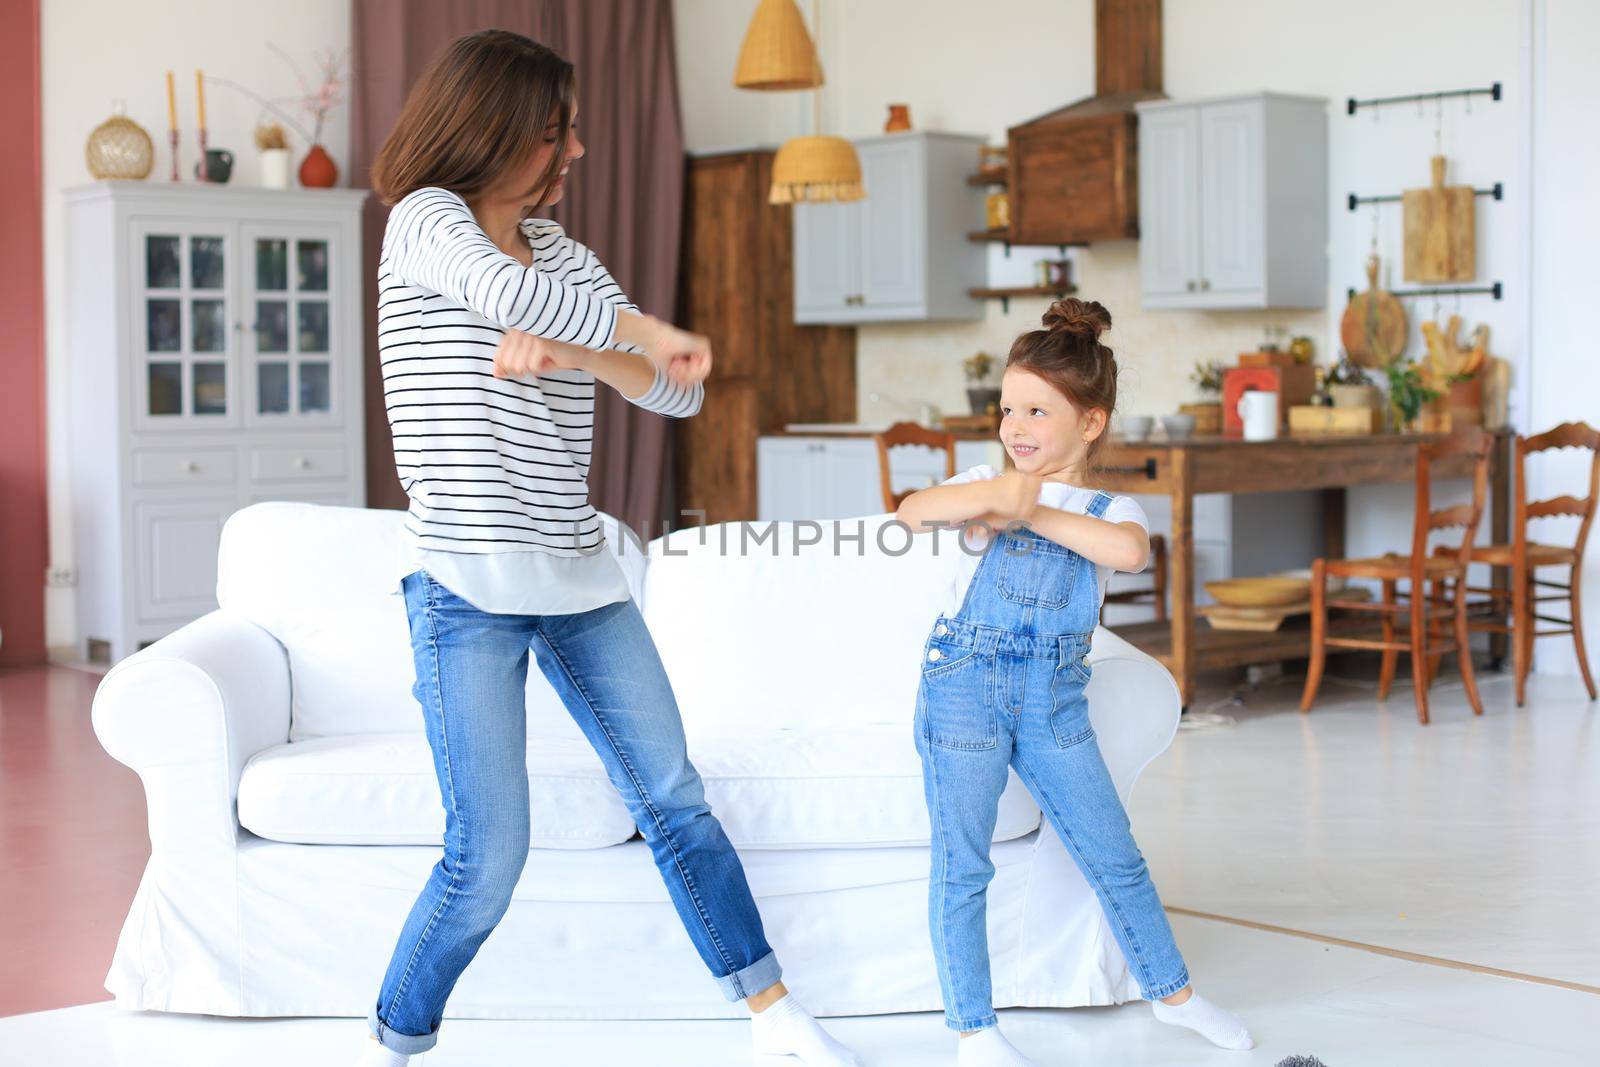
[0,0,47,667]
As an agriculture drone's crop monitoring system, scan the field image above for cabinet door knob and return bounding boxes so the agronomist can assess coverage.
[1200,278,1211,291]
[295,456,311,469]
[182,460,198,473]
[1186,280,1196,292]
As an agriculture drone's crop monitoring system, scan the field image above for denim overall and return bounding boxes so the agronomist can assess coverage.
[914,490,1189,1032]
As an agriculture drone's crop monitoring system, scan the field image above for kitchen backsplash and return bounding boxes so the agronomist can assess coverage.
[856,239,1328,430]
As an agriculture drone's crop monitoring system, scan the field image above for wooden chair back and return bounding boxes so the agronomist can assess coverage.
[875,421,957,512]
[1516,421,1600,560]
[1413,428,1493,573]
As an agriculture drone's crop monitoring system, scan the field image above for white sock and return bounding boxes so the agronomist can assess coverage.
[956,1026,1036,1067]
[1152,991,1254,1050]
[357,1032,412,1067]
[750,993,864,1066]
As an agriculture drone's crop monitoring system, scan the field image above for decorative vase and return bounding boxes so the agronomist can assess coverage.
[299,144,338,188]
[260,148,291,189]
[966,387,1000,416]
[884,104,912,133]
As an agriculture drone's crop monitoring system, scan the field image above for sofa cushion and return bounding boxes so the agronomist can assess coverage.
[692,726,1040,849]
[644,516,965,734]
[215,503,645,742]
[237,733,638,849]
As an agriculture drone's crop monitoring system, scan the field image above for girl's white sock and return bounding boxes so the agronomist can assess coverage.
[750,993,864,1066]
[1151,991,1254,1050]
[357,1033,413,1066]
[956,1026,1036,1066]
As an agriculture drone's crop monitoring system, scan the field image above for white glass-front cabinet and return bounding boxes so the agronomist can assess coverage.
[1135,92,1328,309]
[64,182,369,663]
[793,132,986,324]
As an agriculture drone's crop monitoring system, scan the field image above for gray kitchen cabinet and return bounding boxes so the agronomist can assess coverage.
[1136,92,1328,309]
[793,132,986,324]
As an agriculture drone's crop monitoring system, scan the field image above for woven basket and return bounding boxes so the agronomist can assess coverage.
[769,136,863,204]
[734,0,821,90]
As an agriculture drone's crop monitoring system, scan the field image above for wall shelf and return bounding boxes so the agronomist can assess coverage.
[968,285,1076,312]
[967,170,1009,187]
[966,229,1084,256]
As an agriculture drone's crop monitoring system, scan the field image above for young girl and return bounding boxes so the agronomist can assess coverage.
[359,30,859,1067]
[897,299,1253,1065]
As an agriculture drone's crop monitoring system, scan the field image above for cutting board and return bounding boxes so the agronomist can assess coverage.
[1339,254,1407,368]
[1403,155,1476,282]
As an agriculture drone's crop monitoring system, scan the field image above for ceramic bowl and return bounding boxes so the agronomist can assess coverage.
[1204,577,1311,607]
[1161,414,1196,440]
[1121,415,1154,441]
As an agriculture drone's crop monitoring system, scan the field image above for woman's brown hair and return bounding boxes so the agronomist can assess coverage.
[1006,297,1119,464]
[371,29,575,207]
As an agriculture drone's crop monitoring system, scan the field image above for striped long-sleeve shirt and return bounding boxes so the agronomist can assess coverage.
[378,186,702,564]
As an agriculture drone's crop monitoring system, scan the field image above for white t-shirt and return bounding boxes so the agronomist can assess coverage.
[937,464,1150,617]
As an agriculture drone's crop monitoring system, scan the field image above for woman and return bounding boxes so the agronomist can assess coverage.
[357,30,861,1067]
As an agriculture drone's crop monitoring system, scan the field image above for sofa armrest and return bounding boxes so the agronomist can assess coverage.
[1085,625,1182,802]
[91,610,291,850]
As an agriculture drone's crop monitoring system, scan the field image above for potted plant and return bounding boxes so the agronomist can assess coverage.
[964,352,1001,416]
[1384,360,1442,433]
[1325,352,1380,412]
[1181,359,1227,435]
[255,122,290,188]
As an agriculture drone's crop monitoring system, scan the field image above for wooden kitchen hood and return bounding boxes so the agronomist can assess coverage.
[1006,0,1164,245]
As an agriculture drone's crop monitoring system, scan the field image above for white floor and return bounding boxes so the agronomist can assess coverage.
[5,669,1597,1066]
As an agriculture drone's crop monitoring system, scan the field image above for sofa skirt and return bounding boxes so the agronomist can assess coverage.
[104,826,1139,1021]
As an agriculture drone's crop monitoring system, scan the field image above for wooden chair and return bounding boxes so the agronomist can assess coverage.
[875,421,957,511]
[1101,534,1169,624]
[1448,421,1599,706]
[1300,428,1492,724]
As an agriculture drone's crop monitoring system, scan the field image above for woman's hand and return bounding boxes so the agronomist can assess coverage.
[491,329,589,380]
[989,470,1043,524]
[615,312,713,386]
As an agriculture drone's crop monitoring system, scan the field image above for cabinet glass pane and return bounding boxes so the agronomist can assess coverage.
[299,361,331,414]
[258,362,290,414]
[297,301,329,353]
[193,362,226,415]
[145,235,180,288]
[147,299,181,351]
[256,239,288,291]
[148,362,182,415]
[190,236,225,289]
[256,300,289,353]
[297,239,329,291]
[192,299,225,353]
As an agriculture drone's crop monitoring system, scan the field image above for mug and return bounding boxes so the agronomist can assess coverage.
[1237,390,1278,441]
[195,148,234,183]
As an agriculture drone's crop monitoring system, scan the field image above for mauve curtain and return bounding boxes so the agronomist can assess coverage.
[350,0,685,536]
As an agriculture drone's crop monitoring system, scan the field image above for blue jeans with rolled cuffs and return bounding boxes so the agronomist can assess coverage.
[368,569,780,1055]
[915,491,1189,1033]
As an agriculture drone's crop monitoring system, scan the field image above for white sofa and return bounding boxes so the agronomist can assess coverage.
[92,502,1180,1022]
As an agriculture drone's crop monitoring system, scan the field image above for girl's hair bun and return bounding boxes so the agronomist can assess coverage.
[1041,297,1112,343]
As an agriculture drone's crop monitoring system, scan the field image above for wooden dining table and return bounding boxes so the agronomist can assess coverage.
[1092,429,1514,708]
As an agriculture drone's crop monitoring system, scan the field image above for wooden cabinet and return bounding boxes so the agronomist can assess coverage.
[64,181,368,663]
[1136,92,1328,309]
[793,132,985,324]
[677,151,856,523]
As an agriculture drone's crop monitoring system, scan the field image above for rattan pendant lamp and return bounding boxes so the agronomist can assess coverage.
[733,0,863,204]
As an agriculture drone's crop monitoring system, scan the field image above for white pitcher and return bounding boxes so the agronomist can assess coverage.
[1237,390,1278,441]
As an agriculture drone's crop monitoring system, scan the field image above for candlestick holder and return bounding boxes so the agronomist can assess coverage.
[196,127,209,182]
[169,129,180,181]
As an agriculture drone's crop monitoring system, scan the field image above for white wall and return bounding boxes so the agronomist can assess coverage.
[1527,0,1600,678]
[40,0,350,653]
